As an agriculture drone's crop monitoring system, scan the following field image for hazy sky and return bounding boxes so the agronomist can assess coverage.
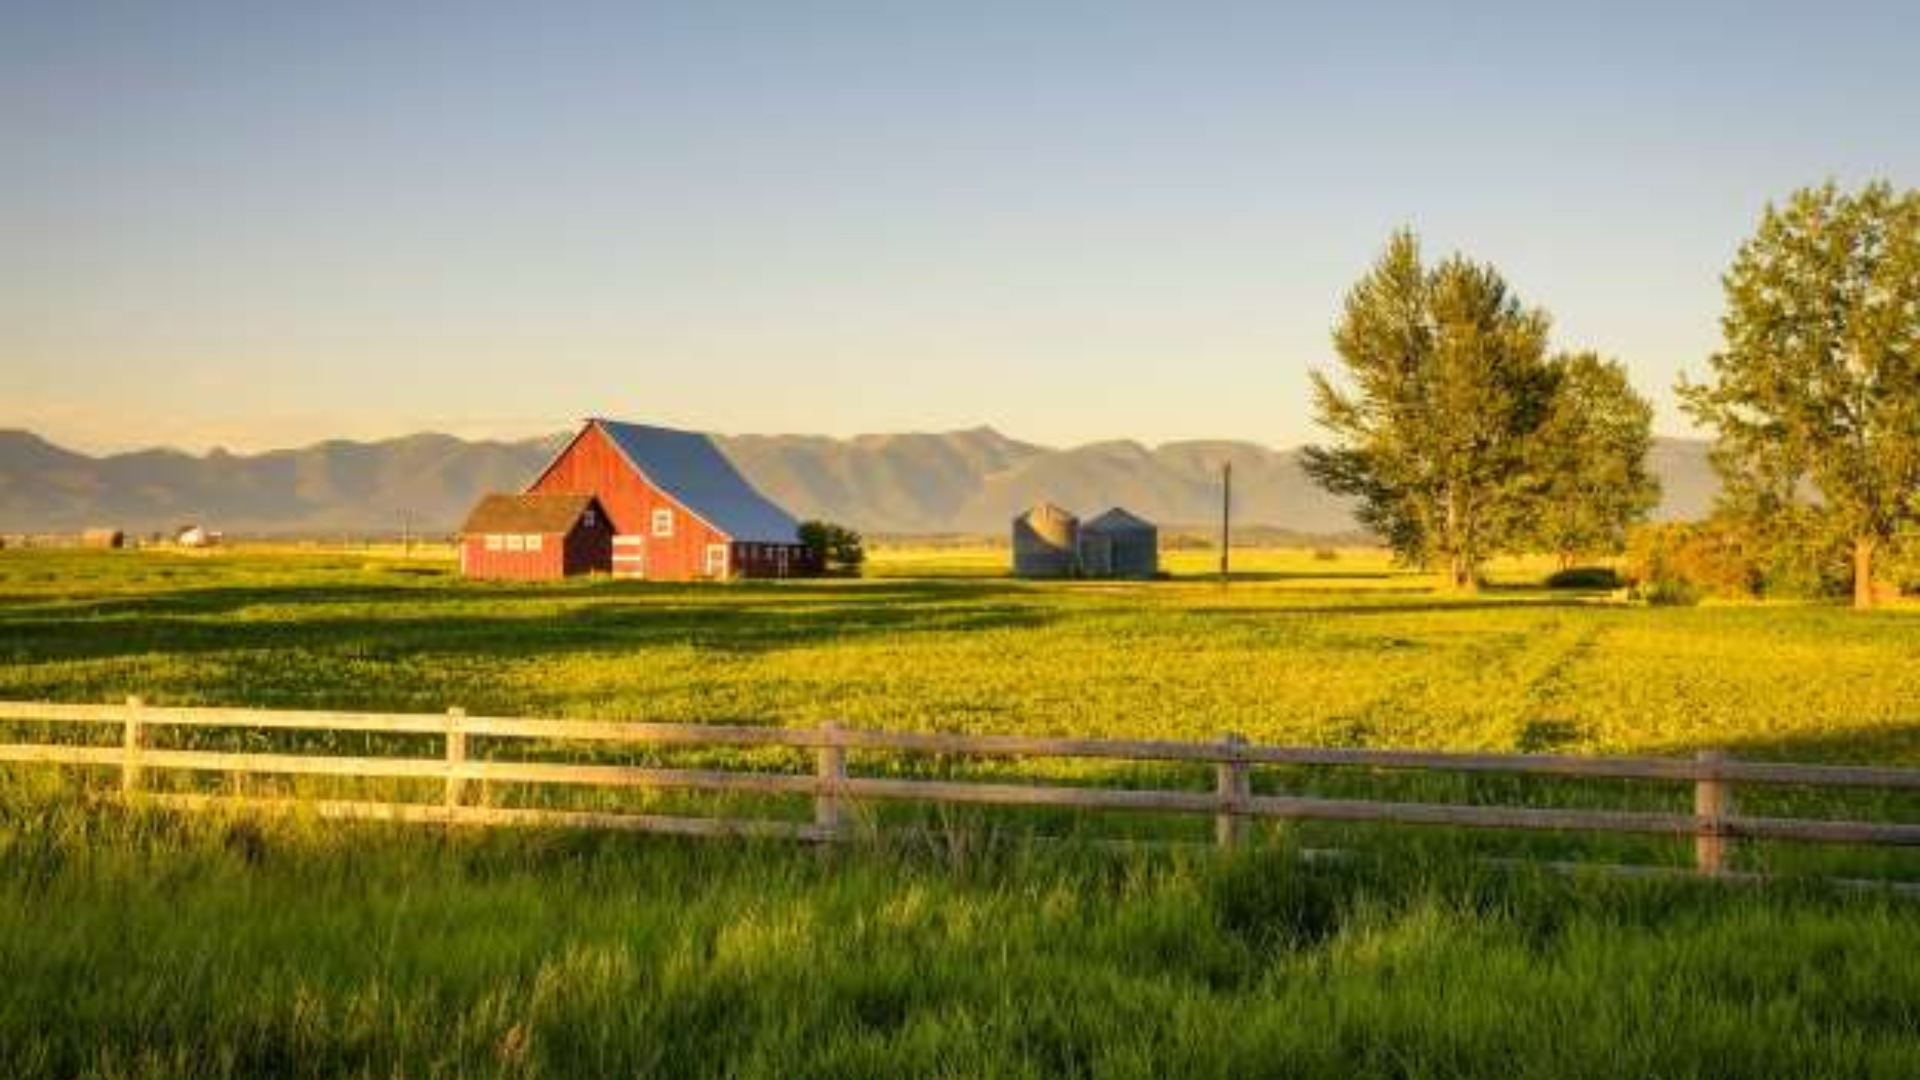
[5,1,1918,454]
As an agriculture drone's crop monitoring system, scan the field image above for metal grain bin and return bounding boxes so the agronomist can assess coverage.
[1011,503,1080,578]
[1080,507,1157,579]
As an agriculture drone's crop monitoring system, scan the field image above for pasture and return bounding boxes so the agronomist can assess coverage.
[5,546,1920,1078]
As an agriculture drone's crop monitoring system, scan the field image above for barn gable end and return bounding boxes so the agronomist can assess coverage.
[524,419,813,581]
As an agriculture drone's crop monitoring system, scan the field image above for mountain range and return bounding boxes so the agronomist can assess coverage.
[0,427,1719,538]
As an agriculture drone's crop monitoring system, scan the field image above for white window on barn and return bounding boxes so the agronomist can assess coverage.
[525,534,543,552]
[582,507,597,527]
[705,543,729,578]
[652,509,674,537]
[506,534,524,552]
[484,534,503,552]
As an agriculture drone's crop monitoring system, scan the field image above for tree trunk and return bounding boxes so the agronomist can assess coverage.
[1443,485,1476,592]
[1448,551,1478,592]
[1854,536,1877,611]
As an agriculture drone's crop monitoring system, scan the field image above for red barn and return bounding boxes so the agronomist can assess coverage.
[459,493,612,581]
[525,419,815,580]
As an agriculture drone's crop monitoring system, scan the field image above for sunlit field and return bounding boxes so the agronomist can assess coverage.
[5,545,1915,757]
[5,546,1920,1078]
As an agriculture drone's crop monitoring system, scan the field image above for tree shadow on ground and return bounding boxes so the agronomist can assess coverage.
[1655,722,1920,768]
[0,581,1061,668]
[1178,596,1596,619]
[0,575,1047,620]
[1186,569,1409,584]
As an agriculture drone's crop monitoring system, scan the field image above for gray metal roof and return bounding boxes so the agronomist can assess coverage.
[1083,507,1155,534]
[593,419,800,543]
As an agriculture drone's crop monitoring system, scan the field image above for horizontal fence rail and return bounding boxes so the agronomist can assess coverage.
[3,698,1920,881]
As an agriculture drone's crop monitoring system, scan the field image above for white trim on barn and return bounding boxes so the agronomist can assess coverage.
[611,535,647,578]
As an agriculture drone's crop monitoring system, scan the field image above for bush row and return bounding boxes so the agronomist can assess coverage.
[1621,519,1920,605]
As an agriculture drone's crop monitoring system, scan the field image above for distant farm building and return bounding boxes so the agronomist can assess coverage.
[174,525,217,548]
[1012,503,1160,579]
[1079,508,1158,579]
[80,528,125,550]
[460,493,613,581]
[1011,503,1080,578]
[513,418,814,581]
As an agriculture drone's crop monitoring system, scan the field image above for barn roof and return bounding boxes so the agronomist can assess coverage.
[590,420,800,543]
[1083,507,1155,534]
[463,493,601,534]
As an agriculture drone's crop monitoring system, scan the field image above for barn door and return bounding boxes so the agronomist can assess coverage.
[612,535,646,579]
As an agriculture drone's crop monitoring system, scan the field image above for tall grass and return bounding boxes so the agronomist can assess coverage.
[3,784,1919,1080]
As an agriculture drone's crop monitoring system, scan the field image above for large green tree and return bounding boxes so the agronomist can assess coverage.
[1304,231,1558,589]
[1681,181,1920,609]
[1527,352,1661,566]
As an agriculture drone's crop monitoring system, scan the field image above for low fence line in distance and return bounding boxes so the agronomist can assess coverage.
[2,698,1919,880]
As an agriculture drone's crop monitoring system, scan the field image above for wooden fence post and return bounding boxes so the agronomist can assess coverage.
[122,695,145,795]
[445,707,467,809]
[815,721,847,839]
[1216,732,1249,848]
[1695,749,1731,876]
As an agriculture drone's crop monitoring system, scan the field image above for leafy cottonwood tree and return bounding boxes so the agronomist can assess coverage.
[1304,231,1558,589]
[1680,182,1920,609]
[797,520,866,576]
[1528,352,1660,566]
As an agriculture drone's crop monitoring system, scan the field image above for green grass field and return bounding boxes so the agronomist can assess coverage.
[4,547,1920,1078]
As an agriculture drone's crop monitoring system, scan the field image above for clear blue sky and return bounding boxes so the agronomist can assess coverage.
[5,0,1917,453]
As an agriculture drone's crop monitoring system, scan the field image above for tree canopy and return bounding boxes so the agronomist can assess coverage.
[1527,352,1660,566]
[1305,231,1658,585]
[1304,231,1558,587]
[1680,181,1920,609]
[797,520,866,576]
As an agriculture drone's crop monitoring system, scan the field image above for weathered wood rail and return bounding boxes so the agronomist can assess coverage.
[3,698,1920,878]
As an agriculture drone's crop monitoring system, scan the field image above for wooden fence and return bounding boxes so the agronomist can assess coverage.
[3,698,1920,880]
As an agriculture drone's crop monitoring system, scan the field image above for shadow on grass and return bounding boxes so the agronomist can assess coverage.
[1180,595,1596,618]
[1172,569,1410,584]
[1664,722,1920,768]
[0,577,1062,668]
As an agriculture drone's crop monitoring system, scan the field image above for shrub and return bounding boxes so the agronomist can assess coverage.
[1311,548,1340,562]
[1885,529,1920,596]
[1624,521,1760,601]
[1638,577,1704,606]
[1622,514,1866,602]
[1544,566,1620,590]
[1741,504,1852,599]
[797,521,866,577]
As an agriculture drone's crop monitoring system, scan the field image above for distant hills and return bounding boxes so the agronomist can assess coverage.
[0,427,1720,538]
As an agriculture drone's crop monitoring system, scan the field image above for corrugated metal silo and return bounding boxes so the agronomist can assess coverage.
[1081,508,1157,579]
[1011,503,1080,577]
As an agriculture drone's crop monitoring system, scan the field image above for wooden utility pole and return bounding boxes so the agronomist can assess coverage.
[1219,461,1232,582]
